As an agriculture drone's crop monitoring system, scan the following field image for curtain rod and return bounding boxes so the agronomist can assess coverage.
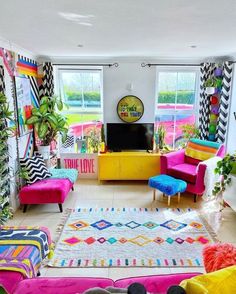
[53,62,119,67]
[141,61,236,67]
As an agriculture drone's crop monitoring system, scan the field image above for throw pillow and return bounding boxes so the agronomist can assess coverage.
[20,155,51,185]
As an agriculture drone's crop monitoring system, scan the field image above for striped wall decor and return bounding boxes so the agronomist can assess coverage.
[0,65,10,208]
[198,63,216,140]
[16,56,38,77]
[39,62,54,99]
[216,62,233,143]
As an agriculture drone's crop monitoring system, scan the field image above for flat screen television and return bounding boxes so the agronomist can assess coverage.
[107,123,154,151]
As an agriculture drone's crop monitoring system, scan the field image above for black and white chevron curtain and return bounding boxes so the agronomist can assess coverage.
[39,62,54,99]
[198,62,233,143]
[0,65,10,207]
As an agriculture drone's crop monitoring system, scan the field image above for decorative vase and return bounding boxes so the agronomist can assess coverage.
[38,145,50,159]
[205,87,215,95]
[214,68,223,77]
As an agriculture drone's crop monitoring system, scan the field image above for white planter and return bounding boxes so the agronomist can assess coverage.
[38,145,50,159]
[205,87,215,95]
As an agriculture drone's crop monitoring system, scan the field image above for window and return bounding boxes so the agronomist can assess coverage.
[155,68,199,147]
[56,68,103,148]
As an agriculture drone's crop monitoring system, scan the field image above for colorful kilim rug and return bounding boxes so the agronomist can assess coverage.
[49,208,217,268]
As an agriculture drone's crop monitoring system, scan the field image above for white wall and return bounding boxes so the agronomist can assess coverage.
[227,65,236,153]
[103,62,156,123]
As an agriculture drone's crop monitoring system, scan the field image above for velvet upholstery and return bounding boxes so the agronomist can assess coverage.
[0,272,23,294]
[161,145,225,196]
[13,273,201,294]
[19,178,72,204]
[148,174,187,195]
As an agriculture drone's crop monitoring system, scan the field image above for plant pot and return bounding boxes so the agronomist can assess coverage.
[214,68,223,77]
[205,87,216,95]
[38,145,50,159]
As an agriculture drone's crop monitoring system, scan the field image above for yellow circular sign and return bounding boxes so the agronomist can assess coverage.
[117,95,144,123]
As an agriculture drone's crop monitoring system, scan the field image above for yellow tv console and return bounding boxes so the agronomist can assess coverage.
[98,152,160,181]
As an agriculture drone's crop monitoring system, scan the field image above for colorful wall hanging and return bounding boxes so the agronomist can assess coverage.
[15,76,33,137]
[117,95,144,123]
[17,57,38,77]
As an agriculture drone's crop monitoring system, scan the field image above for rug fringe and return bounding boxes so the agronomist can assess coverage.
[198,212,220,243]
[72,207,193,213]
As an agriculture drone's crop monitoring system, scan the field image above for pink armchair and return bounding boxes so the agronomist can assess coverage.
[160,145,225,202]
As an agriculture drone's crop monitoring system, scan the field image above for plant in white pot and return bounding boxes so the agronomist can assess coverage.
[204,78,217,95]
[25,96,68,159]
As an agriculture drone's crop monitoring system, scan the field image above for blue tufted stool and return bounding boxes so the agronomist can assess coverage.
[148,174,187,206]
[49,168,78,191]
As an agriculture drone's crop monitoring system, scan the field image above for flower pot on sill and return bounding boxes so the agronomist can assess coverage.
[38,145,50,159]
[205,87,216,95]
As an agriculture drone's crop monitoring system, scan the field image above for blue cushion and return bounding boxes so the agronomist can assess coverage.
[49,168,78,184]
[148,175,187,196]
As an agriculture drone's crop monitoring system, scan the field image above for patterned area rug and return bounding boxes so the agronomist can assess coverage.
[49,208,217,268]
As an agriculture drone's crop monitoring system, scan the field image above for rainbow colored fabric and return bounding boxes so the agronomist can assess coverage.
[16,58,38,77]
[185,138,220,161]
[0,226,52,278]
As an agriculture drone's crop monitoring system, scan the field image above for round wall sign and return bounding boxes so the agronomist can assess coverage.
[117,95,144,123]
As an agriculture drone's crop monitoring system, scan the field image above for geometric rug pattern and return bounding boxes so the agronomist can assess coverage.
[49,208,216,268]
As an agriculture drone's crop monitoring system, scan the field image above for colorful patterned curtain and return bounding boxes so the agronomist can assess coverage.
[39,62,54,99]
[216,62,233,143]
[0,65,10,208]
[198,62,233,143]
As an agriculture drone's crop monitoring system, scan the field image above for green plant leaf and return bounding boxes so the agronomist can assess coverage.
[41,96,49,104]
[25,115,39,125]
[57,99,63,111]
[38,122,48,139]
[39,103,48,115]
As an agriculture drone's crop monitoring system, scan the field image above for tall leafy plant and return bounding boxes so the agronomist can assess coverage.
[0,92,14,224]
[26,96,68,145]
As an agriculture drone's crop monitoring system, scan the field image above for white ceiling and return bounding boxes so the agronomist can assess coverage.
[1,0,236,59]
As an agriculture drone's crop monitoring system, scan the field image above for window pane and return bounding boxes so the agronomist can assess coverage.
[176,72,196,110]
[155,115,175,147]
[82,72,101,109]
[157,72,177,110]
[61,72,83,107]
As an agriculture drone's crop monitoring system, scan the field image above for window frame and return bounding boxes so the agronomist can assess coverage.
[55,66,104,116]
[155,66,200,147]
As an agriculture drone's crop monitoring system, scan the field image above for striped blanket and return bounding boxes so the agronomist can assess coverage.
[185,138,220,161]
[0,226,52,278]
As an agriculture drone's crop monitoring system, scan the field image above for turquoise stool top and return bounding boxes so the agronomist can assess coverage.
[148,174,187,196]
[49,168,78,184]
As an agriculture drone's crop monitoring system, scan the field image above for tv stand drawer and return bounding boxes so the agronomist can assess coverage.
[98,152,160,181]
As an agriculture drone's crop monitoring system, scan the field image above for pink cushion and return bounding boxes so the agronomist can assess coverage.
[19,179,72,204]
[13,277,114,294]
[203,243,236,273]
[115,273,201,293]
[184,155,201,166]
[0,271,24,294]
[168,163,197,184]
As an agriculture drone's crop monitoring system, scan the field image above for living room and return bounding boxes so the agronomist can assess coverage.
[1,0,236,293]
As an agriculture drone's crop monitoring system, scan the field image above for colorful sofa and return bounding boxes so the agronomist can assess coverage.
[161,140,225,201]
[2,273,201,294]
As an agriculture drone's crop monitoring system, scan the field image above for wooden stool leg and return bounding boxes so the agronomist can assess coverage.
[178,192,180,203]
[163,193,165,200]
[168,196,171,206]
[153,189,156,201]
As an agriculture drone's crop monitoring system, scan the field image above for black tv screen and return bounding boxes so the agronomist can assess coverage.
[107,123,154,151]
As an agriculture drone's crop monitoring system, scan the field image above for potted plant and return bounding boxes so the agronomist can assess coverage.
[213,152,236,196]
[84,126,101,153]
[25,96,68,159]
[157,124,166,150]
[0,92,14,224]
[204,78,217,95]
[214,65,223,77]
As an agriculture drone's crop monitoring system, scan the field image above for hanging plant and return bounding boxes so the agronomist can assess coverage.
[213,153,236,196]
[204,78,217,95]
[0,92,14,224]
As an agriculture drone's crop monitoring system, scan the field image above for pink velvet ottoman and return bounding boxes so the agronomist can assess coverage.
[19,178,73,213]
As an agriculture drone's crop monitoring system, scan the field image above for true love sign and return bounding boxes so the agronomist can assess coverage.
[61,153,98,179]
